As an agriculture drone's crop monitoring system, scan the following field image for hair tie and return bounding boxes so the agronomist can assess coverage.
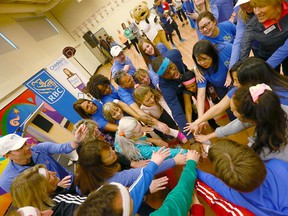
[249,83,272,103]
[118,131,125,136]
[182,77,196,86]
[157,57,170,76]
[134,84,140,89]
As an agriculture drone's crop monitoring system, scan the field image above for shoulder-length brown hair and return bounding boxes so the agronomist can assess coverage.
[138,38,162,66]
[10,164,54,210]
[75,140,120,196]
[73,99,96,119]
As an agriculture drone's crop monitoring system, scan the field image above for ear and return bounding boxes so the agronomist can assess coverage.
[3,154,9,159]
[41,209,54,216]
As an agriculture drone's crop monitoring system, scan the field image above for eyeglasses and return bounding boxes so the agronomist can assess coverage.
[199,21,212,32]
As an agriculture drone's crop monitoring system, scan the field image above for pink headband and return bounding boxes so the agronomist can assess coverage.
[182,77,196,86]
[249,83,272,103]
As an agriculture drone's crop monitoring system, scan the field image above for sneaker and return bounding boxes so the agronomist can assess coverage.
[180,38,186,42]
[182,23,185,27]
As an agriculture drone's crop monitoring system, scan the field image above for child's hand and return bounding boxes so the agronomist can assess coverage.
[186,150,200,164]
[173,149,187,165]
[58,175,72,189]
[149,176,169,193]
[150,138,169,147]
[151,147,170,165]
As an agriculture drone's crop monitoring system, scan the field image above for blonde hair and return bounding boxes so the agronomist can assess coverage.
[250,0,284,19]
[115,116,150,160]
[73,119,100,143]
[102,102,122,124]
[133,85,163,107]
[10,164,54,210]
[250,0,284,7]
[238,8,249,23]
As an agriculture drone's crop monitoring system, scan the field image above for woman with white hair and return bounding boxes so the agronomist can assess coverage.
[115,116,188,160]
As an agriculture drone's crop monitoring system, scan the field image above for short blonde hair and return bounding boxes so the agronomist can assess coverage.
[250,0,284,7]
[73,119,100,143]
[102,102,121,124]
[10,164,54,210]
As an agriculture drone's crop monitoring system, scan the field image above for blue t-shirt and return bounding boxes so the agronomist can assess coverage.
[197,42,232,88]
[227,86,237,98]
[111,57,136,78]
[201,21,236,44]
[91,99,109,130]
[0,142,74,192]
[101,85,120,104]
[117,86,135,106]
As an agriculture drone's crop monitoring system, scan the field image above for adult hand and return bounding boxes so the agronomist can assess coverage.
[138,114,155,126]
[157,121,170,135]
[141,126,154,134]
[224,74,232,87]
[57,175,72,189]
[184,122,198,136]
[173,149,187,165]
[123,65,130,72]
[195,134,210,143]
[186,150,200,164]
[73,124,89,148]
[194,122,208,135]
[149,176,169,193]
[151,147,170,165]
[150,138,169,147]
[193,65,205,83]
[188,12,198,20]
[130,160,150,168]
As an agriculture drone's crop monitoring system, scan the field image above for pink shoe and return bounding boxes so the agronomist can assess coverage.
[177,132,188,144]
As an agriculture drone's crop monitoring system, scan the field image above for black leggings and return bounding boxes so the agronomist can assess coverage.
[176,9,187,22]
[168,28,181,45]
[124,41,130,49]
[130,37,140,53]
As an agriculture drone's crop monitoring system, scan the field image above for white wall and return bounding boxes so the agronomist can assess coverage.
[0,0,155,107]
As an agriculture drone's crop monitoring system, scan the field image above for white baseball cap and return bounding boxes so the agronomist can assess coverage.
[234,0,250,8]
[0,134,29,156]
[110,46,123,57]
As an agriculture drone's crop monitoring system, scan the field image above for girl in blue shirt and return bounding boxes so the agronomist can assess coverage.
[197,11,236,44]
[192,40,232,121]
[73,98,118,132]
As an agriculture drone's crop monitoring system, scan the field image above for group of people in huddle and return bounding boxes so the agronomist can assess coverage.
[1,0,288,215]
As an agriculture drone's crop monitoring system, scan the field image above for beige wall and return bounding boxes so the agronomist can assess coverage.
[0,0,154,108]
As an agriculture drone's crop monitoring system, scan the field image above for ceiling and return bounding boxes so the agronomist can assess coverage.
[0,0,63,16]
